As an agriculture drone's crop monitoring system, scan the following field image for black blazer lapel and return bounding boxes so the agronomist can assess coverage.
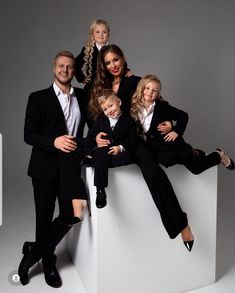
[48,85,67,126]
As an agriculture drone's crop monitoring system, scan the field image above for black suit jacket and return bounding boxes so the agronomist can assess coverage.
[86,112,138,155]
[144,99,189,152]
[24,85,86,181]
[75,45,99,87]
[117,75,141,114]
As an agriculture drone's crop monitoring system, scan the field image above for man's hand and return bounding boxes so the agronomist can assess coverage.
[96,132,111,148]
[54,135,77,153]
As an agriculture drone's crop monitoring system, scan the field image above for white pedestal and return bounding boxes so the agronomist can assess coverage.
[66,164,218,293]
[0,134,2,226]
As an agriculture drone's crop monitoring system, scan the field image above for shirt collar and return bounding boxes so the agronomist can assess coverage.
[108,112,122,124]
[53,82,74,97]
[95,42,109,51]
[143,102,155,115]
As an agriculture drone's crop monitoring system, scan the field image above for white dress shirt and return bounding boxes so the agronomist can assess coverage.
[108,114,125,152]
[139,102,155,133]
[53,82,81,136]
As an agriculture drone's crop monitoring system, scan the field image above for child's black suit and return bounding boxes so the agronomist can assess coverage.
[86,112,137,187]
[144,99,221,173]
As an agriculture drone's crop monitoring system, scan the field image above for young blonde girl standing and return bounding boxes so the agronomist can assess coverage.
[75,19,110,87]
[75,19,110,128]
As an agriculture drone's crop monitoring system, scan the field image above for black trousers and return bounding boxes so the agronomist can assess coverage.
[59,151,87,199]
[32,175,78,260]
[132,140,188,239]
[157,144,221,174]
[93,147,133,188]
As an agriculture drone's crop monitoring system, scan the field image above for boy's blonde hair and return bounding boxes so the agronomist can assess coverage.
[83,19,110,79]
[97,89,119,107]
[130,74,162,121]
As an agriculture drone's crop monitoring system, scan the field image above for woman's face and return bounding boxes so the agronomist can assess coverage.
[103,52,125,77]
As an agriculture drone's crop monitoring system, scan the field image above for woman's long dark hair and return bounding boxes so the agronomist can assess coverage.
[89,44,128,120]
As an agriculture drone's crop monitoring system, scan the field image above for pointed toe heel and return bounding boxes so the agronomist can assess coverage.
[184,240,194,252]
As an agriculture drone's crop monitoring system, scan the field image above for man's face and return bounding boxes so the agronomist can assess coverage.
[53,56,75,86]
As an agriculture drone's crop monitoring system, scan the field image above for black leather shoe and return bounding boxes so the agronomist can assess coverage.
[43,261,62,288]
[18,241,38,285]
[96,189,107,209]
[184,240,194,252]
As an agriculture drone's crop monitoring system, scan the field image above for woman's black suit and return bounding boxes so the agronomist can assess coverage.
[112,75,188,239]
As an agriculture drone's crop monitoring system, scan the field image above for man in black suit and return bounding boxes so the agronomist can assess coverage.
[18,51,87,287]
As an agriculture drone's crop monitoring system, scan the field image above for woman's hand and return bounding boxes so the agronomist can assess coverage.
[96,132,110,147]
[157,121,172,134]
[164,131,178,142]
[125,70,133,77]
[108,146,121,155]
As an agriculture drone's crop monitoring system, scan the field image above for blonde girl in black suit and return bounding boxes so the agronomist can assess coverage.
[75,19,110,88]
[130,74,234,250]
[130,74,234,173]
[75,19,110,128]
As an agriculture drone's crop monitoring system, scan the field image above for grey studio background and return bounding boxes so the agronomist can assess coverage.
[0,0,235,292]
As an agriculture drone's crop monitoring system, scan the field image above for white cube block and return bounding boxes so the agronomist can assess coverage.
[66,164,217,293]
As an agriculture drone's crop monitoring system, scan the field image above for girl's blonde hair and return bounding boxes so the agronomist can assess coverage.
[83,19,110,79]
[130,74,162,122]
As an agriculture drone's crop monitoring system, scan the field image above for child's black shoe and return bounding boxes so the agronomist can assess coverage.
[96,189,107,209]
[80,156,93,167]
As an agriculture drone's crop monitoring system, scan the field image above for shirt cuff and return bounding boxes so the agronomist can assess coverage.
[119,145,125,152]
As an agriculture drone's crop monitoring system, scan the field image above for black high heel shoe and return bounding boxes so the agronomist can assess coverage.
[215,148,235,170]
[181,225,194,252]
[184,240,194,252]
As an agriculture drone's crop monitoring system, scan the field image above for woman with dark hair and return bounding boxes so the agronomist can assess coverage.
[88,44,194,251]
[89,44,140,120]
[75,24,132,128]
